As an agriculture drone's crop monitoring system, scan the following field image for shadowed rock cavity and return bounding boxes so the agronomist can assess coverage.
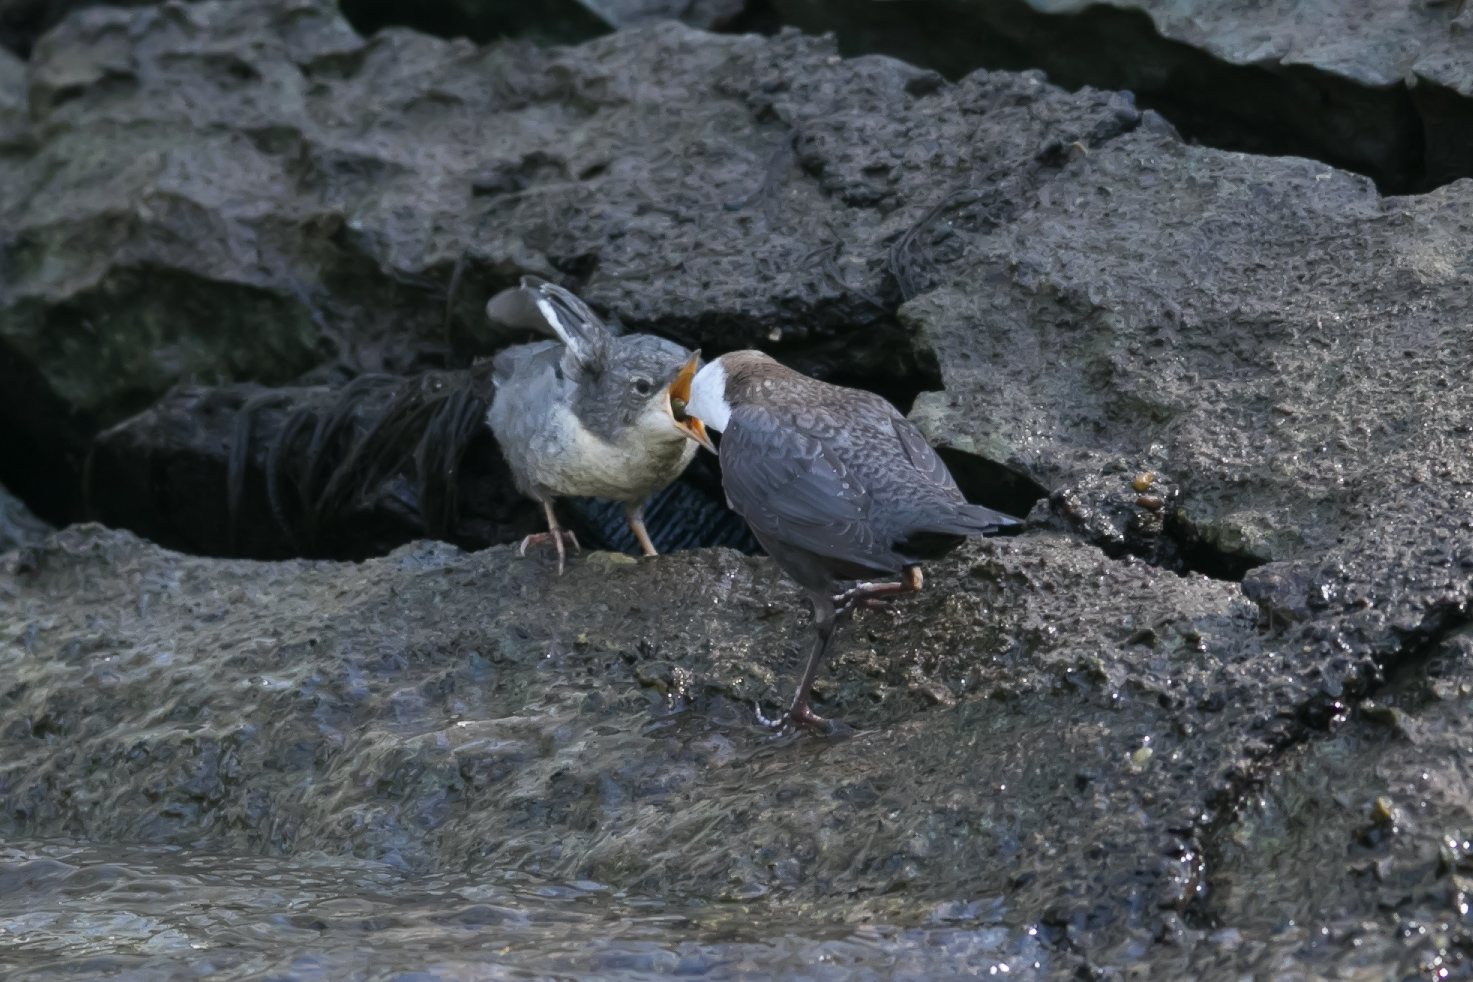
[337,0,610,50]
[86,372,755,561]
[335,0,765,50]
[766,0,1473,194]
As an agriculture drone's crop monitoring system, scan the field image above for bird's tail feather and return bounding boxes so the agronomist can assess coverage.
[485,275,610,376]
[965,501,1022,531]
[895,503,1020,561]
[926,502,1021,536]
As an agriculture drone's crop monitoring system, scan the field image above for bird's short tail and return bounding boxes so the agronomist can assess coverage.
[485,276,611,376]
[895,502,1021,561]
[949,502,1021,535]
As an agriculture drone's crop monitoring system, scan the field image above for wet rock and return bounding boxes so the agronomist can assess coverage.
[882,94,1473,968]
[1,8,1470,976]
[1198,625,1473,978]
[1,523,1278,967]
[0,0,1143,522]
[768,0,1473,193]
[0,482,50,553]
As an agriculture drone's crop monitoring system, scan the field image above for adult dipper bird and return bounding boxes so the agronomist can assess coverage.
[666,350,1019,732]
[486,276,707,573]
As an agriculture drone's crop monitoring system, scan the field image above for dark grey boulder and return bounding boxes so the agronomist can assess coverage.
[4,8,1473,975]
[904,111,1473,693]
[768,0,1473,193]
[0,0,1139,523]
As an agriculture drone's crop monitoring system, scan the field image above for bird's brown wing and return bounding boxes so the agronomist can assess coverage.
[719,404,891,572]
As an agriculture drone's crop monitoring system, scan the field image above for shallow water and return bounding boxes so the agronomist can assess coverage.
[0,840,1055,982]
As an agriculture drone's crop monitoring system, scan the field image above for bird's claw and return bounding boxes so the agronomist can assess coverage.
[832,570,922,617]
[517,530,582,575]
[754,700,841,735]
[515,529,581,556]
[833,595,893,618]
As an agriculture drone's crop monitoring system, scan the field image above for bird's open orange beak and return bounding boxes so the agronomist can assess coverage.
[665,351,715,453]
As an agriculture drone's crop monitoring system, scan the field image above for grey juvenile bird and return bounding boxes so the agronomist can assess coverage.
[666,350,1019,732]
[486,277,709,573]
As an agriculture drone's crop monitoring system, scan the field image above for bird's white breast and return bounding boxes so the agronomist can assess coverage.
[529,399,695,501]
[687,361,731,432]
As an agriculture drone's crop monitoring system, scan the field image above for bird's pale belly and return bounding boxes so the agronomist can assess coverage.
[530,407,696,501]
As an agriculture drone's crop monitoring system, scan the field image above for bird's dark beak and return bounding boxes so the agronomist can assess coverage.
[665,351,715,453]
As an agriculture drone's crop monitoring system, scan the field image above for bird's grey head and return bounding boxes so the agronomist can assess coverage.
[486,276,700,444]
[574,334,695,443]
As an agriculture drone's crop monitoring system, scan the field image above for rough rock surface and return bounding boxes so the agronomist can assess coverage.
[1075,0,1473,96]
[769,0,1473,193]
[903,104,1473,717]
[0,0,1139,523]
[0,525,1260,971]
[0,482,51,553]
[6,7,1473,976]
[1207,623,1473,979]
[7,524,1473,976]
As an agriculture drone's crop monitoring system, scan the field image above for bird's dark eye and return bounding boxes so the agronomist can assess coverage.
[633,378,652,395]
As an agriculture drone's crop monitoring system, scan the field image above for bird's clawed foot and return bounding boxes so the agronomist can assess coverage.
[833,566,924,617]
[832,582,905,616]
[754,699,850,737]
[517,529,581,575]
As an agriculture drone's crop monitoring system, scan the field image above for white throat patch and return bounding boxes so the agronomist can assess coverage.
[686,361,731,432]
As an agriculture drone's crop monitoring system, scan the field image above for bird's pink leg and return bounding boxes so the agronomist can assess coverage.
[517,501,580,575]
[833,565,924,615]
[625,501,658,557]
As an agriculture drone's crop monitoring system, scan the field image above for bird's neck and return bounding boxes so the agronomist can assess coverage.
[688,362,732,432]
